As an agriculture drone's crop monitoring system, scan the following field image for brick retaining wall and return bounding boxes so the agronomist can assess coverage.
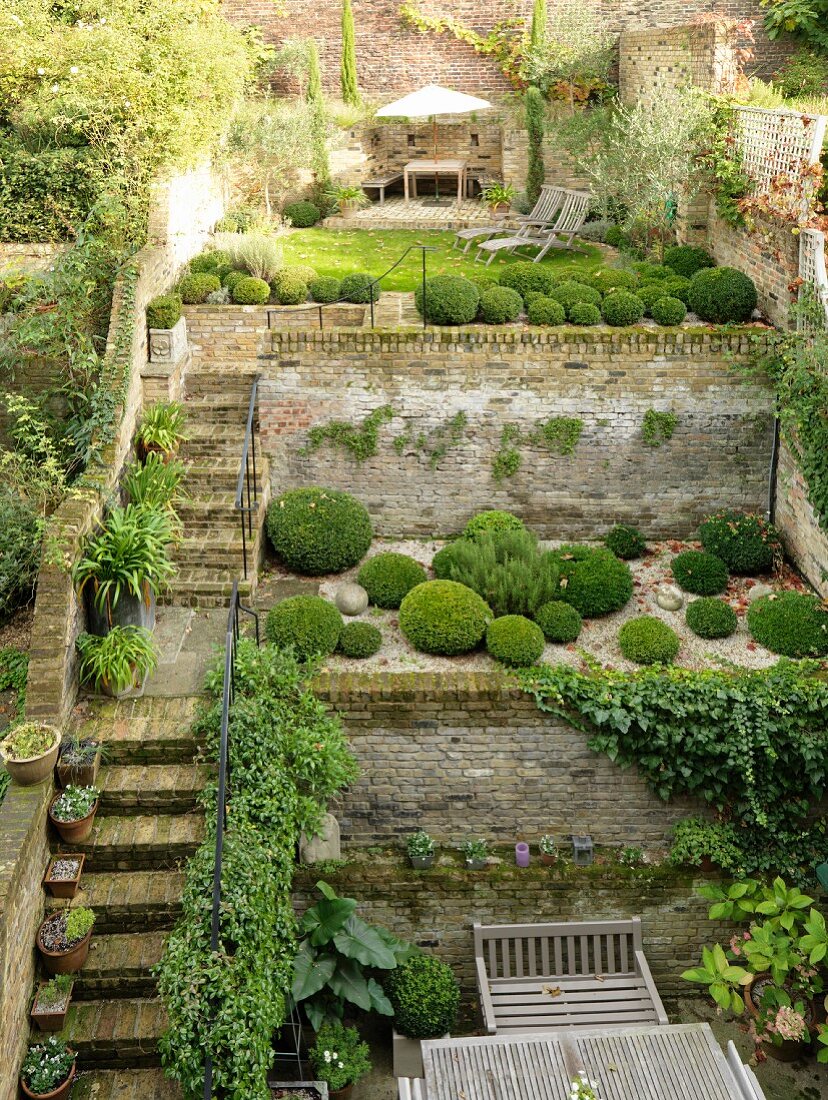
[775,435,828,599]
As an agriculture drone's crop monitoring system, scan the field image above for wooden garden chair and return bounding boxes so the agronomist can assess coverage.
[474,189,592,265]
[452,184,566,253]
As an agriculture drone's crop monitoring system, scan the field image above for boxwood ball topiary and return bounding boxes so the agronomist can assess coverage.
[338,621,382,658]
[178,273,221,304]
[385,954,460,1040]
[688,267,757,324]
[399,580,492,655]
[283,200,321,228]
[189,249,231,275]
[671,550,729,595]
[486,615,545,668]
[663,245,715,279]
[698,510,780,574]
[357,552,427,609]
[747,591,828,657]
[604,225,626,248]
[567,301,601,325]
[661,276,692,305]
[527,296,566,325]
[415,275,479,325]
[601,290,644,326]
[463,510,525,539]
[146,294,182,330]
[685,597,737,639]
[535,600,582,643]
[222,269,247,291]
[498,261,556,302]
[550,280,602,310]
[619,615,680,665]
[308,276,342,303]
[232,276,270,305]
[651,296,687,325]
[340,272,381,304]
[478,285,523,324]
[266,487,372,575]
[555,546,634,617]
[587,267,638,294]
[265,595,343,660]
[632,262,671,282]
[272,271,308,305]
[636,284,668,316]
[605,524,646,560]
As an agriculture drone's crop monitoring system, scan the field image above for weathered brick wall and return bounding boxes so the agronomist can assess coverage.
[775,435,828,598]
[185,319,775,538]
[314,672,703,847]
[0,243,62,272]
[619,23,741,106]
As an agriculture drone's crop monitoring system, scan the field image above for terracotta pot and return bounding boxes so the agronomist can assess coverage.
[49,794,99,843]
[56,745,101,788]
[37,916,93,975]
[465,859,486,871]
[20,1059,75,1099]
[137,440,178,464]
[489,202,510,215]
[540,853,558,866]
[0,726,61,786]
[744,973,776,1019]
[30,982,73,1032]
[339,201,359,218]
[330,1087,354,1100]
[43,854,86,899]
[765,1037,807,1062]
[698,855,716,873]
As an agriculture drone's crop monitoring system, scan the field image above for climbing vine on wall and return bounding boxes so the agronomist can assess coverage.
[302,405,395,463]
[399,4,528,89]
[491,417,584,481]
[642,409,677,447]
[393,411,468,469]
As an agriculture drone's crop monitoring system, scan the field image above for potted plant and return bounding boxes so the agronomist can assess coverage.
[461,838,489,870]
[56,735,102,788]
[309,1022,371,1099]
[668,816,742,875]
[30,975,74,1033]
[539,834,559,866]
[37,907,95,975]
[270,1085,329,1099]
[386,954,460,1078]
[407,830,436,869]
[49,785,100,843]
[43,854,86,899]
[19,1037,76,1100]
[330,185,369,218]
[480,182,515,215]
[77,625,159,697]
[123,452,187,517]
[750,985,817,1061]
[0,722,61,786]
[134,400,188,462]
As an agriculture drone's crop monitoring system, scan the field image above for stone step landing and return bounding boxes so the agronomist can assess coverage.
[72,1067,183,1099]
[46,870,184,933]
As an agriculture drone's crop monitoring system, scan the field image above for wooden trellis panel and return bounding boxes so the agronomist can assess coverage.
[732,105,826,194]
[798,229,828,330]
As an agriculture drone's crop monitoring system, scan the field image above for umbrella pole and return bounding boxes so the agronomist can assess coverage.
[432,115,439,200]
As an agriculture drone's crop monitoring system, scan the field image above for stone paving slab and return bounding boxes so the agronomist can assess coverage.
[73,1067,183,1099]
[46,870,185,931]
[59,813,204,871]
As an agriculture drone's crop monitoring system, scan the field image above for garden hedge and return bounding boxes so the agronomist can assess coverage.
[651,296,687,325]
[385,955,460,1039]
[340,272,381,304]
[266,487,372,575]
[568,302,601,325]
[498,261,556,301]
[308,276,342,303]
[232,277,270,305]
[179,273,221,304]
[601,290,644,326]
[415,276,479,325]
[605,524,646,560]
[688,267,757,324]
[663,245,715,279]
[527,296,566,325]
[283,201,321,227]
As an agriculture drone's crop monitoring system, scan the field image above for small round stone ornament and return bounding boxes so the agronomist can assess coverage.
[747,583,774,604]
[655,584,684,611]
[335,582,369,616]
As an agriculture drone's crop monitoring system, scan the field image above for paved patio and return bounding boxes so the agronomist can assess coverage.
[324,197,513,231]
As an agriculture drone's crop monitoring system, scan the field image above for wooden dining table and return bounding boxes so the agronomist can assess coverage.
[404,158,467,202]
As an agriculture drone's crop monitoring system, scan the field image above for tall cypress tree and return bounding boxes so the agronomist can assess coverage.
[530,0,547,51]
[525,85,545,205]
[307,38,323,106]
[340,0,360,107]
[307,40,330,193]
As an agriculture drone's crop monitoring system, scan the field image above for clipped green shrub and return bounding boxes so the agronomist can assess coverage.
[178,273,220,304]
[553,546,633,617]
[283,200,321,227]
[550,280,602,310]
[651,296,687,325]
[273,272,308,305]
[498,261,556,302]
[265,595,343,660]
[685,597,737,639]
[189,250,231,275]
[535,600,582,643]
[463,510,524,539]
[601,290,644,326]
[399,580,492,655]
[266,487,372,575]
[232,276,271,305]
[146,294,182,329]
[698,510,781,574]
[671,550,729,595]
[604,225,627,248]
[605,524,646,560]
[632,262,671,282]
[486,615,545,667]
[222,269,247,292]
[0,490,40,621]
[567,302,601,325]
[661,276,692,305]
[688,267,757,324]
[636,285,668,316]
[747,591,828,657]
[338,621,382,658]
[587,267,638,294]
[340,272,381,304]
[357,552,427,609]
[308,276,342,303]
[527,296,566,325]
[385,955,460,1040]
[478,286,523,324]
[663,245,715,279]
[619,616,680,665]
[415,275,479,325]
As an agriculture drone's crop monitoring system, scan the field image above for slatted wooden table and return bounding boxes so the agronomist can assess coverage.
[422,1024,765,1100]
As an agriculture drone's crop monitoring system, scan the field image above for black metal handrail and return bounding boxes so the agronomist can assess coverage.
[266,244,436,332]
[235,375,261,580]
[203,580,259,1100]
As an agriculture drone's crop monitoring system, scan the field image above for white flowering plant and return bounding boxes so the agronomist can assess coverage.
[570,1070,601,1100]
[308,1022,371,1091]
[20,1037,75,1093]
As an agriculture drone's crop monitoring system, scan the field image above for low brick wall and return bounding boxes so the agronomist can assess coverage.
[775,436,828,598]
[0,242,62,272]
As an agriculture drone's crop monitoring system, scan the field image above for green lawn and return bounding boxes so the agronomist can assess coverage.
[280,228,603,291]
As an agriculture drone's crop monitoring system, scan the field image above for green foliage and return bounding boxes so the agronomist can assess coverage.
[633,262,671,281]
[636,284,669,316]
[76,626,158,693]
[232,276,270,305]
[499,262,557,302]
[486,614,545,667]
[284,201,322,228]
[463,511,525,538]
[671,550,729,596]
[338,622,382,658]
[527,295,566,325]
[525,86,546,204]
[273,272,308,305]
[189,251,230,275]
[747,592,828,657]
[601,289,644,326]
[773,48,828,96]
[530,0,547,50]
[266,487,372,575]
[20,1038,75,1094]
[762,0,828,53]
[686,597,738,639]
[310,1023,372,1089]
[0,134,99,242]
[587,267,637,293]
[605,524,646,560]
[223,270,247,292]
[357,553,427,609]
[339,272,380,304]
[618,615,680,665]
[567,301,601,324]
[663,245,715,279]
[434,530,560,618]
[50,784,99,823]
[688,266,758,324]
[265,596,343,661]
[478,286,523,323]
[1,721,57,760]
[385,954,461,1039]
[123,453,186,514]
[415,275,480,325]
[535,600,582,643]
[146,294,182,330]
[399,580,492,655]
[698,510,780,574]
[306,39,330,192]
[0,490,40,622]
[309,276,342,303]
[651,296,687,325]
[178,273,220,304]
[393,411,467,469]
[492,423,522,482]
[669,816,744,872]
[340,0,361,106]
[553,545,633,617]
[641,409,677,448]
[551,280,602,310]
[135,401,187,457]
[304,405,394,464]
[0,647,27,719]
[531,416,583,455]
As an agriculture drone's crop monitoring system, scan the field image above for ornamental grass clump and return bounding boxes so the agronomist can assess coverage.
[415,275,479,324]
[552,545,633,617]
[357,552,427,609]
[671,550,729,596]
[385,955,461,1039]
[535,600,582,643]
[486,615,545,667]
[266,487,372,575]
[747,591,828,657]
[698,510,781,574]
[619,616,680,665]
[76,626,159,694]
[399,580,491,656]
[265,596,343,661]
[605,523,646,559]
[685,597,737,639]
[337,621,382,658]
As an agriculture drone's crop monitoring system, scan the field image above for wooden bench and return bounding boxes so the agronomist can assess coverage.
[473,918,669,1035]
[362,173,404,204]
[397,1077,427,1099]
[726,1040,767,1099]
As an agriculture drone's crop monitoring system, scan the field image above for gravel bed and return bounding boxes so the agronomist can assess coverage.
[38,913,78,952]
[47,858,81,881]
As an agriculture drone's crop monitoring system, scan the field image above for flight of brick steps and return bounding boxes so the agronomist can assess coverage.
[48,696,205,1099]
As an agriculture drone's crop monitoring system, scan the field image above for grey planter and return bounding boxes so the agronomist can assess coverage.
[269,1083,329,1100]
[393,1029,449,1078]
[409,854,434,869]
[84,583,156,637]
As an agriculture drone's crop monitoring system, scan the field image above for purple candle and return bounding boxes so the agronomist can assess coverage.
[515,842,530,868]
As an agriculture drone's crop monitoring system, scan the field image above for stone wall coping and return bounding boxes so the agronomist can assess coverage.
[0,782,52,906]
[312,669,524,703]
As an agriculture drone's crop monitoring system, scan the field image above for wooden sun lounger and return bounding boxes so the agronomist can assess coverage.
[452,184,566,253]
[473,918,669,1036]
[726,1040,767,1099]
[474,189,592,264]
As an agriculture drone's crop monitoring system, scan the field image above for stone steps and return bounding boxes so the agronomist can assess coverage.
[161,575,254,609]
[60,997,168,1068]
[98,764,209,815]
[46,870,185,932]
[72,931,166,999]
[72,1067,183,1099]
[80,698,201,765]
[56,813,204,871]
